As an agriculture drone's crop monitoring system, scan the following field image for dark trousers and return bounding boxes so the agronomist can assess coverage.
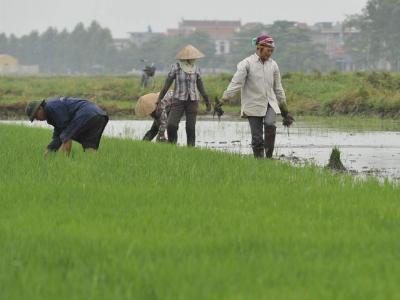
[248,106,277,158]
[143,119,160,141]
[167,100,198,147]
[143,112,161,141]
[73,115,109,150]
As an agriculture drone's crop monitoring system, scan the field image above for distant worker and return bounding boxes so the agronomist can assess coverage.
[157,44,211,147]
[135,91,174,142]
[25,97,109,155]
[218,34,294,158]
[141,61,156,88]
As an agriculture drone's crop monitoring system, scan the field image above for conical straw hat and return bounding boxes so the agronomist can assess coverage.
[135,93,159,117]
[175,44,205,60]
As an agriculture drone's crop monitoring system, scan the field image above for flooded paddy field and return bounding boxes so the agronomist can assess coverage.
[3,118,400,180]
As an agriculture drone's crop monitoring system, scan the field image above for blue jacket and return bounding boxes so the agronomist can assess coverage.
[44,97,107,151]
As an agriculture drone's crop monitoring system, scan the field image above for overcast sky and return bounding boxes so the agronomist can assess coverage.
[0,0,367,38]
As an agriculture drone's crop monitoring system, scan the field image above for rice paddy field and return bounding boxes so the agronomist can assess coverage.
[1,124,400,299]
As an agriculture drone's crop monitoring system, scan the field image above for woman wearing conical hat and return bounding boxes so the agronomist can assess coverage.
[156,44,211,147]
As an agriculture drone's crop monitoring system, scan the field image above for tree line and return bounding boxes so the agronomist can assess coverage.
[344,0,400,71]
[1,0,399,74]
[0,20,333,74]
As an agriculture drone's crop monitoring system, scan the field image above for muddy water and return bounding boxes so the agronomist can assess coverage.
[3,119,400,180]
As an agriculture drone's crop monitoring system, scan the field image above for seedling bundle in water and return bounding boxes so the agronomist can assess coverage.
[326,147,346,171]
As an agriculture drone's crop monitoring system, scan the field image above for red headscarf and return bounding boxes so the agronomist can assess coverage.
[255,34,275,48]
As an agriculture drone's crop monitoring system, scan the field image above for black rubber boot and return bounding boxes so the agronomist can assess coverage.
[167,125,178,144]
[143,114,159,141]
[143,130,157,141]
[252,147,265,159]
[264,126,276,158]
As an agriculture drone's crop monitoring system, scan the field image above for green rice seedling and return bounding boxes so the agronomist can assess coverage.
[1,124,400,300]
[326,147,346,171]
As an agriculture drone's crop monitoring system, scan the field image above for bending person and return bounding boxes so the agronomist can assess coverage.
[136,91,173,142]
[25,96,109,155]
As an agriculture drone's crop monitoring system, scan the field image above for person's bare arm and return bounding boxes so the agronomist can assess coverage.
[61,140,72,155]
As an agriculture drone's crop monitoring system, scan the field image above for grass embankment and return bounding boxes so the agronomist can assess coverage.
[1,124,399,299]
[284,71,400,118]
[1,71,400,119]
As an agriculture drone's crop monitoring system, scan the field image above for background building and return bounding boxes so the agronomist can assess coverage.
[0,54,39,75]
[168,19,242,55]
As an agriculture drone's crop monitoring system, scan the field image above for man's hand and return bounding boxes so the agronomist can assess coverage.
[205,101,212,112]
[213,99,224,120]
[61,140,72,155]
[279,103,295,127]
[282,114,295,127]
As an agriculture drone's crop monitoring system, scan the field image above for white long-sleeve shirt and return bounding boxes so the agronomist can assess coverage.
[223,53,286,117]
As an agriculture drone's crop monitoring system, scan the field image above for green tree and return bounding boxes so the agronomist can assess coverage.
[131,31,216,71]
[230,21,333,73]
[344,0,400,71]
[38,27,60,73]
[17,31,40,65]
[0,33,9,54]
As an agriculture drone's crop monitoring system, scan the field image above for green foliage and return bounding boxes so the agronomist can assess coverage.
[229,21,335,73]
[283,72,400,117]
[0,20,337,74]
[1,125,400,299]
[130,31,217,70]
[326,147,346,171]
[2,72,400,118]
[344,0,400,71]
[0,22,119,74]
[366,72,400,90]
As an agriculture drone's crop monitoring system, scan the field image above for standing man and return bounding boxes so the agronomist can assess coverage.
[25,96,109,155]
[219,34,294,158]
[157,44,211,147]
[141,61,156,88]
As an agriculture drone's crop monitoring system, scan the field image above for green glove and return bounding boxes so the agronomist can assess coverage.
[279,102,289,118]
[279,103,295,127]
[213,99,224,120]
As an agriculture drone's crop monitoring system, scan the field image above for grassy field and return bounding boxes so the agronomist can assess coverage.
[1,124,400,299]
[296,115,400,131]
[284,71,400,118]
[1,71,400,119]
